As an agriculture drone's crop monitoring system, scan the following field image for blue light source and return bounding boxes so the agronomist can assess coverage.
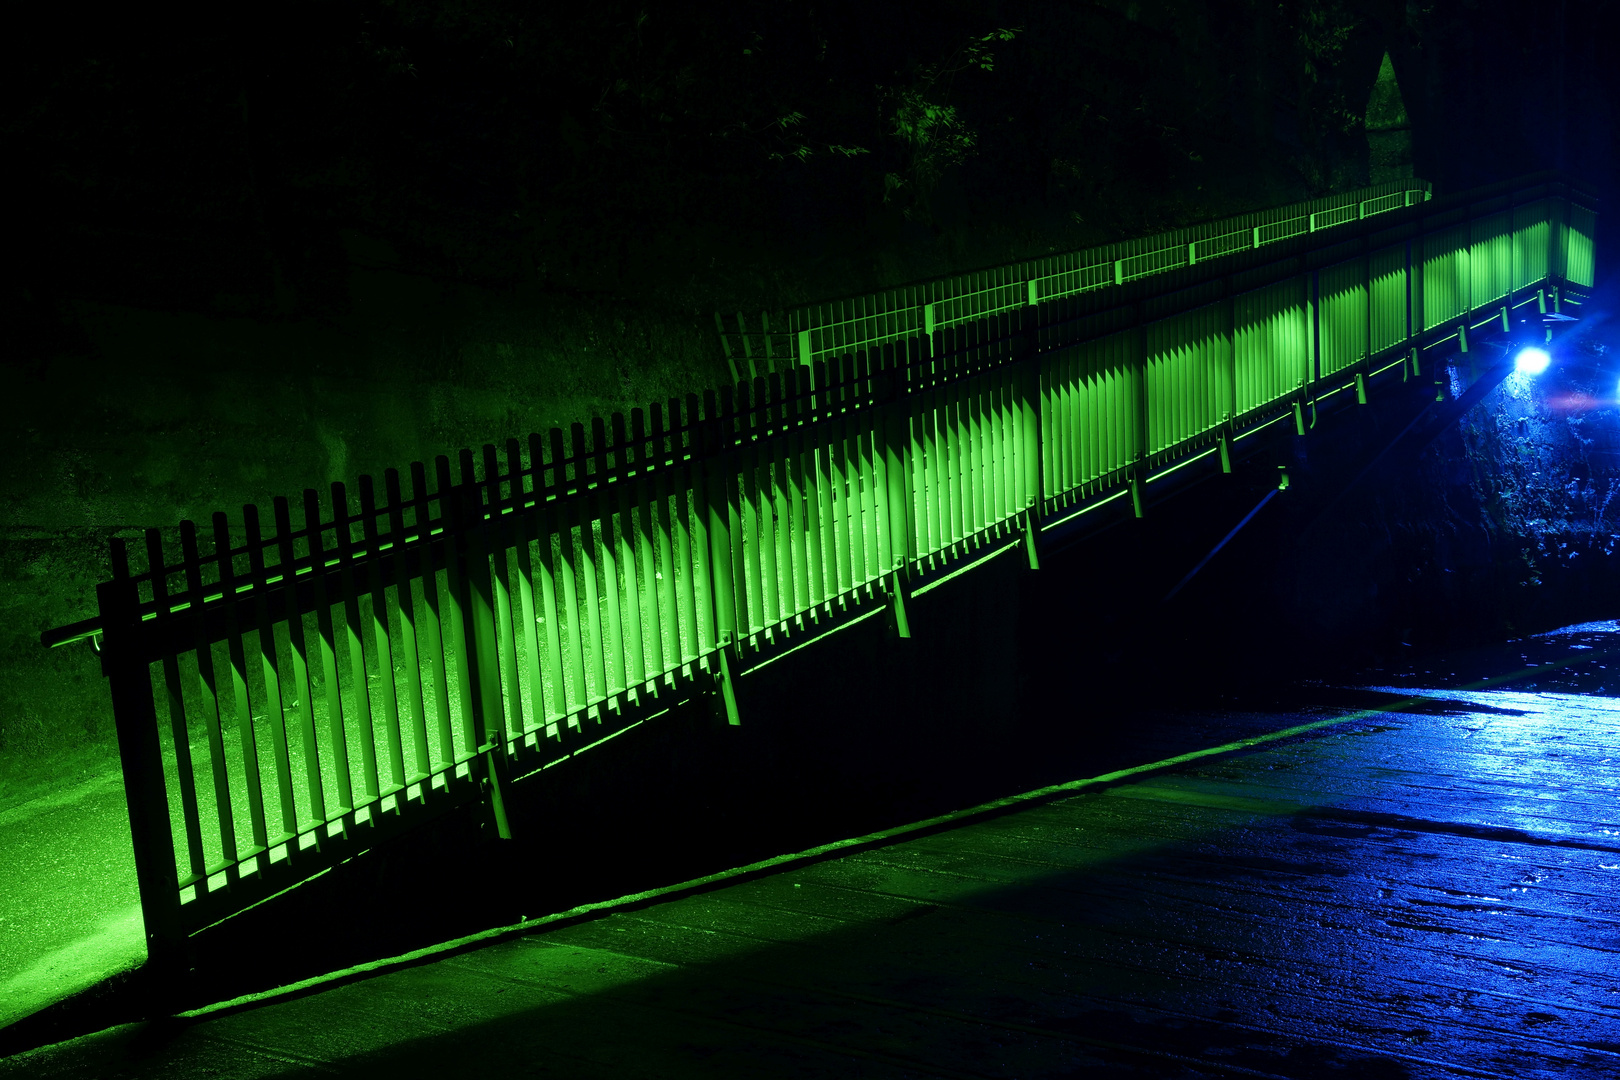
[1514,346,1551,375]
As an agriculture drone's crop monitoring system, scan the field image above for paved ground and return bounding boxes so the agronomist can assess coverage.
[0,770,141,1031]
[4,670,1618,1078]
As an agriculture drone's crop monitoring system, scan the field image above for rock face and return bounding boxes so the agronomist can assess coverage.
[1236,323,1620,674]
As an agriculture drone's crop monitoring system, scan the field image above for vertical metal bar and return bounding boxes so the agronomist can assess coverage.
[98,539,186,977]
[243,504,296,837]
[806,366,831,605]
[482,444,522,742]
[273,497,326,821]
[705,387,739,644]
[527,433,567,725]
[589,420,625,698]
[177,521,236,869]
[571,424,607,707]
[686,393,714,654]
[212,512,269,852]
[769,372,795,620]
[923,383,943,557]
[147,529,207,879]
[303,489,353,810]
[431,457,475,762]
[455,449,505,758]
[631,411,663,680]
[614,413,647,689]
[329,483,378,803]
[549,429,588,716]
[738,384,765,632]
[855,354,879,580]
[826,367,852,595]
[649,406,681,668]
[452,450,511,839]
[409,463,454,772]
[507,439,546,733]
[356,480,405,793]
[383,469,430,781]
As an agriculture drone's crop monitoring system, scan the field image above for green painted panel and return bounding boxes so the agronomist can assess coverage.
[1368,244,1408,355]
[1513,201,1550,291]
[1567,205,1597,288]
[1041,329,1140,497]
[1146,304,1231,455]
[1233,278,1308,415]
[1318,260,1368,378]
[1420,224,1470,331]
[1470,211,1512,307]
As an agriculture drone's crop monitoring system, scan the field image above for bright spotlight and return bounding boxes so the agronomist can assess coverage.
[1514,346,1551,375]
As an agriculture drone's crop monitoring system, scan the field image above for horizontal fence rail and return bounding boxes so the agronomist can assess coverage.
[67,172,1595,972]
[716,179,1434,377]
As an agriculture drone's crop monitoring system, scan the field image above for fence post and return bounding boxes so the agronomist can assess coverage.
[701,388,742,725]
[97,539,189,1002]
[453,450,511,839]
[879,343,915,637]
[1014,313,1043,570]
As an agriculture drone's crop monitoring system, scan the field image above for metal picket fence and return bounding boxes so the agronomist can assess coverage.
[46,172,1595,978]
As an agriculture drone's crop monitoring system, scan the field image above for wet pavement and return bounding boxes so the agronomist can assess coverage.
[3,623,1619,1078]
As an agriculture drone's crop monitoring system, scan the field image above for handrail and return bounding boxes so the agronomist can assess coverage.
[715,179,1432,376]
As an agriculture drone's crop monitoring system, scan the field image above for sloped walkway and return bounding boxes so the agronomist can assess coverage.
[5,672,1618,1079]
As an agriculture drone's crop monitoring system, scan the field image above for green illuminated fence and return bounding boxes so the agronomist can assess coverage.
[71,172,1594,971]
[717,179,1433,375]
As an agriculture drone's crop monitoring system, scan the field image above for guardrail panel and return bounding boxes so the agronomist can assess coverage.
[1420,223,1471,331]
[1568,204,1597,288]
[1319,259,1369,379]
[1234,277,1309,415]
[1368,244,1409,356]
[1512,200,1551,291]
[1471,211,1513,307]
[1146,303,1229,455]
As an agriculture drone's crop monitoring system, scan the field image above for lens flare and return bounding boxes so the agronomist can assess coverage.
[1514,347,1551,375]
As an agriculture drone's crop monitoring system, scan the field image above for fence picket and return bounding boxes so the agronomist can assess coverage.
[383,469,431,779]
[356,480,405,793]
[178,520,237,868]
[329,483,380,803]
[272,498,327,821]
[147,528,208,881]
[549,430,588,717]
[243,503,297,837]
[482,445,522,743]
[213,512,270,852]
[527,434,567,727]
[411,463,455,767]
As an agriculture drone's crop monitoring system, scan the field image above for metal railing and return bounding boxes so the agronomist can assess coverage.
[47,172,1595,979]
[715,179,1434,378]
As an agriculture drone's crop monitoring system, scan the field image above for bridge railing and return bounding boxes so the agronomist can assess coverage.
[715,179,1434,378]
[59,172,1594,974]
